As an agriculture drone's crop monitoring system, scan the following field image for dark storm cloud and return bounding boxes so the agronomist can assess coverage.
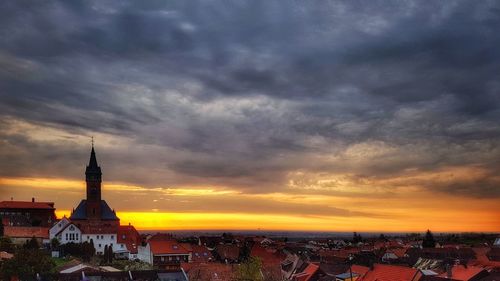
[1,0,500,197]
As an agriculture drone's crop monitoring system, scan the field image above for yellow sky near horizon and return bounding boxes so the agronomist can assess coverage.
[1,176,499,232]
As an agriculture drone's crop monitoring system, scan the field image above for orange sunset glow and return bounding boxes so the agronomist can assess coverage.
[1,0,500,237]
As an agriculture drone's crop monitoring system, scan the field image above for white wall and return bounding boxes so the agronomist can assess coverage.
[137,243,152,264]
[81,233,117,255]
[57,224,82,244]
[49,217,70,240]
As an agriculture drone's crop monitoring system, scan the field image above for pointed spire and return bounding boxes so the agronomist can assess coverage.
[88,145,99,168]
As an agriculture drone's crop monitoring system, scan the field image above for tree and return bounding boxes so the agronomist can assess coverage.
[24,236,40,250]
[50,237,60,250]
[0,248,56,280]
[0,236,13,252]
[353,232,363,244]
[102,245,109,264]
[379,234,387,241]
[108,244,114,263]
[235,257,263,281]
[89,239,96,256]
[422,229,436,248]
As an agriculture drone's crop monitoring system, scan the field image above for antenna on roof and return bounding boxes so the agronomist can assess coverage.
[91,136,94,148]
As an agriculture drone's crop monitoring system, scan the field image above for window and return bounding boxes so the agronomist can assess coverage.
[99,244,102,248]
[76,233,79,240]
[66,233,68,240]
[101,235,104,239]
[121,244,124,248]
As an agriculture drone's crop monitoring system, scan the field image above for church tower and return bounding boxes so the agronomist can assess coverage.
[85,144,102,219]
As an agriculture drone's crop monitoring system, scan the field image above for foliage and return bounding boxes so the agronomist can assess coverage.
[24,237,40,250]
[353,232,363,244]
[422,229,436,248]
[110,259,153,271]
[235,257,263,281]
[0,248,56,280]
[0,236,13,252]
[50,238,60,250]
[60,241,95,262]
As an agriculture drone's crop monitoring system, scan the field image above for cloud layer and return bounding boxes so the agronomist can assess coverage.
[1,0,500,206]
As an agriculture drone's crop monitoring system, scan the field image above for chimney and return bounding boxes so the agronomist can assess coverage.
[32,197,35,203]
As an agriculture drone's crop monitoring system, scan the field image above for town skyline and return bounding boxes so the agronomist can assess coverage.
[1,1,500,233]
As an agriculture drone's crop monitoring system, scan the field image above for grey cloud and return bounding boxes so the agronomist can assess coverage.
[1,0,500,197]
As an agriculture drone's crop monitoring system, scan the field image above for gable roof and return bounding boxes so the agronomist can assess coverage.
[52,222,81,237]
[250,243,284,265]
[0,200,54,210]
[293,263,319,281]
[117,225,140,254]
[437,265,487,281]
[149,239,191,255]
[351,264,370,276]
[358,264,421,281]
[69,200,119,221]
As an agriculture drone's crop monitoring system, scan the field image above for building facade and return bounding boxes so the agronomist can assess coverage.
[50,145,137,258]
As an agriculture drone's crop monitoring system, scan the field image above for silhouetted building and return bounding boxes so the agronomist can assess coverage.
[0,198,56,227]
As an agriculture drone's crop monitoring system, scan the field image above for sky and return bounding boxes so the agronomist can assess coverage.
[0,0,499,232]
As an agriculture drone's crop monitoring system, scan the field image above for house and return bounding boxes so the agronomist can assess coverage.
[292,262,320,281]
[431,265,488,281]
[138,234,192,268]
[0,198,56,227]
[3,225,49,245]
[486,248,500,262]
[250,243,285,265]
[357,264,422,281]
[493,237,500,247]
[191,244,213,263]
[115,224,141,260]
[381,248,408,263]
[335,265,369,281]
[183,262,236,281]
[216,244,240,263]
[0,251,13,261]
[58,269,188,281]
[51,222,82,244]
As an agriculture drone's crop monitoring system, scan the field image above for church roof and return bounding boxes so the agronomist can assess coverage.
[69,200,119,221]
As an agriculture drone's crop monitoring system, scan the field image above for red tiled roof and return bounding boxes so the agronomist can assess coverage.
[358,264,421,281]
[468,247,500,270]
[149,239,191,255]
[293,263,319,281]
[4,226,49,239]
[216,244,240,261]
[351,265,370,276]
[183,262,236,281]
[437,265,486,281]
[0,251,13,260]
[191,245,213,262]
[0,201,54,209]
[250,244,285,265]
[389,248,408,258]
[117,225,140,254]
